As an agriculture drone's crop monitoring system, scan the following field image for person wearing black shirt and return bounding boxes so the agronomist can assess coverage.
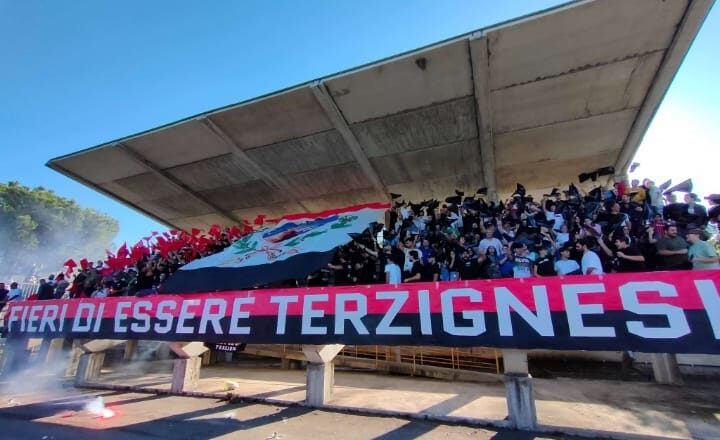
[599,235,646,272]
[533,247,556,276]
[0,282,8,312]
[423,254,441,281]
[37,278,55,300]
[403,250,423,283]
[458,248,481,280]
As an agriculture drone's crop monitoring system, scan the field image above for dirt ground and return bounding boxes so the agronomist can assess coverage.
[82,358,720,440]
[0,388,570,440]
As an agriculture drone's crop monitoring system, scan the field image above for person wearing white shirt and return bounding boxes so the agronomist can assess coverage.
[478,230,503,256]
[576,238,604,275]
[543,199,565,231]
[554,247,581,275]
[7,282,23,301]
[401,238,423,272]
[554,223,571,248]
[384,258,402,284]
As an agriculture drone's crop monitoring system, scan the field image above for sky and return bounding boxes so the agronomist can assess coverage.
[1,0,718,248]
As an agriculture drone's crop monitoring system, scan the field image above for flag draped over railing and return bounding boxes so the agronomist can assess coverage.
[159,203,389,293]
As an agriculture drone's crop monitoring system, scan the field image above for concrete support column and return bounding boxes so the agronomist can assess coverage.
[0,338,30,377]
[306,362,334,406]
[65,340,85,377]
[168,342,208,393]
[171,357,202,393]
[72,339,126,386]
[281,358,302,370]
[156,343,171,360]
[123,340,138,361]
[502,350,537,430]
[46,338,66,364]
[201,350,212,366]
[36,338,52,364]
[651,353,683,385]
[302,344,344,407]
[75,352,106,386]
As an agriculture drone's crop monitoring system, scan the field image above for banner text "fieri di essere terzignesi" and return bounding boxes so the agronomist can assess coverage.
[5,270,720,353]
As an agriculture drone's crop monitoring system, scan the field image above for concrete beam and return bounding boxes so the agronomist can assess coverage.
[168,341,208,358]
[302,344,344,364]
[198,116,310,212]
[614,0,715,173]
[502,349,529,375]
[47,162,181,230]
[114,142,242,225]
[468,35,498,202]
[311,83,389,198]
[79,339,127,353]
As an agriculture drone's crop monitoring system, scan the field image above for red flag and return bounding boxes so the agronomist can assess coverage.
[208,224,222,239]
[253,215,266,226]
[191,228,201,237]
[229,225,241,238]
[131,241,149,262]
[63,259,77,276]
[117,243,129,258]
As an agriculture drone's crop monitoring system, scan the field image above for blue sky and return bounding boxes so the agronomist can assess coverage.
[1,0,718,247]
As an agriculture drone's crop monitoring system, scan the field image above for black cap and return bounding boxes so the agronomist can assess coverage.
[445,195,462,205]
[390,192,402,199]
[588,187,603,201]
[708,205,720,219]
[705,194,720,204]
[658,179,672,191]
[348,232,363,241]
[455,189,464,196]
[578,171,599,183]
[596,166,615,176]
[512,183,526,197]
[476,187,488,195]
[410,203,424,216]
[568,183,580,198]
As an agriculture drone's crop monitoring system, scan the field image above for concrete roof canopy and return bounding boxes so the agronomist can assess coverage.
[48,0,715,231]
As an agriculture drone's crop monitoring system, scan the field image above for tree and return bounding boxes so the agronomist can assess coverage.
[0,181,119,279]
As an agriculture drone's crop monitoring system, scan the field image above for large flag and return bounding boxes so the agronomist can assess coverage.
[159,203,389,293]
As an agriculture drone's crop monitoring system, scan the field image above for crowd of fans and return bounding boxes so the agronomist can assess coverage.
[1,176,718,307]
[315,178,719,287]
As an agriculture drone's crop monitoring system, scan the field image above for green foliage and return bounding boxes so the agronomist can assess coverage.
[0,181,119,276]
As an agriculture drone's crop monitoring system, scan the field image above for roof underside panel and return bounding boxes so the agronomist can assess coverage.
[47,0,712,229]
